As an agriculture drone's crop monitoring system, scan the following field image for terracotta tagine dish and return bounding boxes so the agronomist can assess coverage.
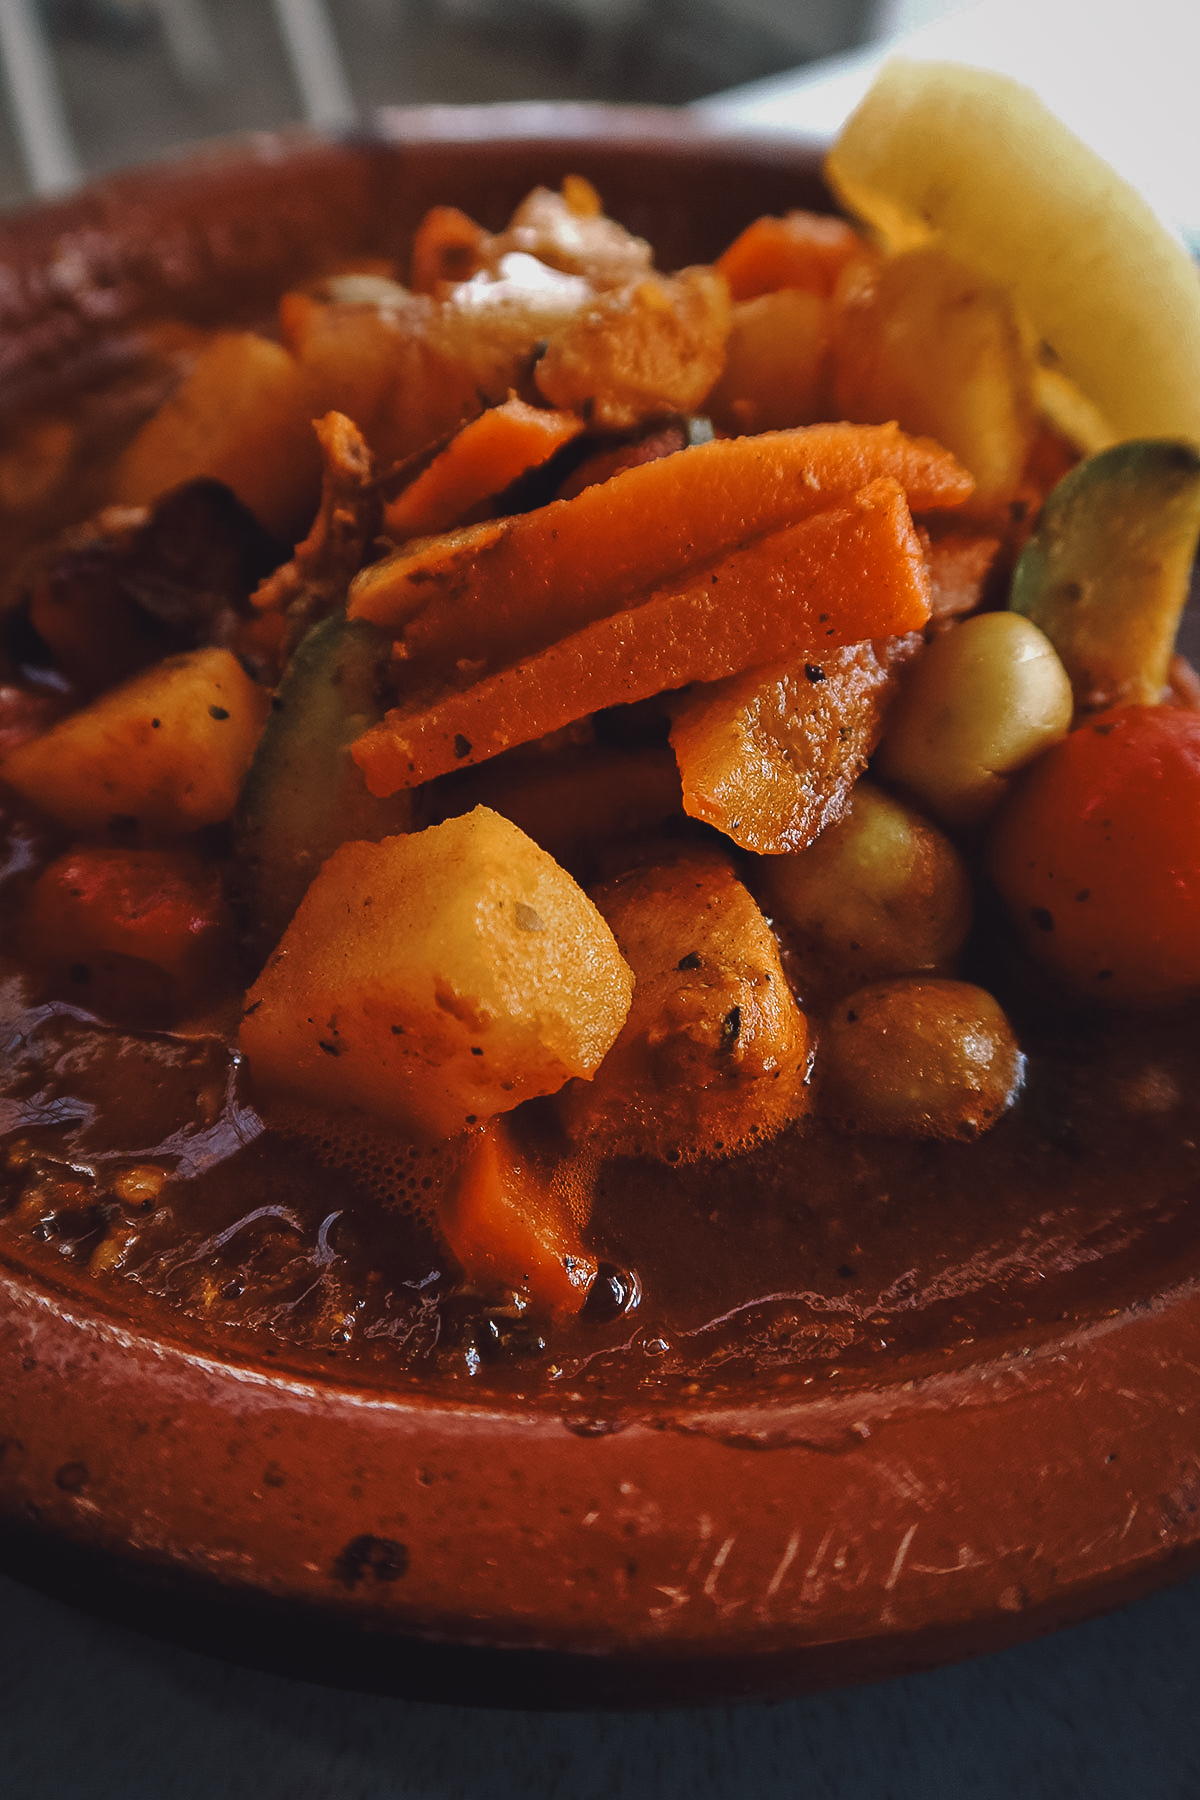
[2,90,1200,1709]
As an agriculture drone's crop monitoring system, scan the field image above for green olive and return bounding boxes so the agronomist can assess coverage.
[822,977,1024,1139]
[756,779,972,987]
[874,612,1073,825]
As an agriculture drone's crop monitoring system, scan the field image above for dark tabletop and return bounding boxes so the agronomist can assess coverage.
[3,1562,1199,1798]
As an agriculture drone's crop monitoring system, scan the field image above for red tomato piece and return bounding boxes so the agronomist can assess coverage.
[989,705,1200,1004]
[20,847,233,1022]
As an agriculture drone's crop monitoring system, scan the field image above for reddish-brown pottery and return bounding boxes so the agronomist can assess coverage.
[2,109,1200,1708]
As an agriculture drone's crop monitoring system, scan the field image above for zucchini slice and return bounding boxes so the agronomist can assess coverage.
[1011,439,1200,711]
[234,611,411,962]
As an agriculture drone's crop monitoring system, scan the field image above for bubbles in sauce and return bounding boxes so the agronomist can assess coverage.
[266,1099,463,1223]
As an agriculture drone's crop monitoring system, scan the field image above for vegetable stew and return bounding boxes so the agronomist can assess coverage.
[2,90,1200,1410]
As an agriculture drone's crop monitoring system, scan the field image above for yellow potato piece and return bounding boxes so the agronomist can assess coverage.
[535,267,731,430]
[114,332,322,542]
[829,244,1036,512]
[239,807,634,1143]
[0,647,268,835]
[705,288,830,435]
[826,58,1200,448]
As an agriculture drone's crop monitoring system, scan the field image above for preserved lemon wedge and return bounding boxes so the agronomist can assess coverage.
[825,59,1200,450]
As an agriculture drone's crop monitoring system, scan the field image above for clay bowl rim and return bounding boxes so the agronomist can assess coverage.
[2,108,1200,1707]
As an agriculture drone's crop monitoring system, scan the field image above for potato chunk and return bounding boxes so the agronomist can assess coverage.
[113,332,322,542]
[704,288,831,436]
[559,851,810,1159]
[0,647,268,835]
[238,807,634,1142]
[829,245,1035,514]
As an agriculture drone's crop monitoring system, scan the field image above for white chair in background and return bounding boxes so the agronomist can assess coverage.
[154,0,223,89]
[0,0,356,197]
[0,0,78,191]
[270,0,356,128]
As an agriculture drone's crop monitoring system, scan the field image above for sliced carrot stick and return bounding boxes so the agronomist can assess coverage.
[348,422,971,676]
[438,1119,597,1315]
[716,212,866,301]
[383,398,584,541]
[353,477,930,794]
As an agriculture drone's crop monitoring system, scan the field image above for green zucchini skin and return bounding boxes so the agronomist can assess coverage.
[1011,439,1200,711]
[234,611,411,963]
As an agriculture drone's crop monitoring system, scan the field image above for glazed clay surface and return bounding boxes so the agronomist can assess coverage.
[2,116,1199,1704]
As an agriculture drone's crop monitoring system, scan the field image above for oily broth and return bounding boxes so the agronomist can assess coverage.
[2,241,1200,1399]
[2,917,1200,1403]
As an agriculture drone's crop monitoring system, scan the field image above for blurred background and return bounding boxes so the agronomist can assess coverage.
[0,0,951,209]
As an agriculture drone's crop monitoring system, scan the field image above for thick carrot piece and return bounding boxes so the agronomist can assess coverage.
[383,399,584,540]
[716,211,866,301]
[348,423,970,678]
[669,640,905,854]
[353,477,930,794]
[923,527,1002,618]
[438,1119,597,1315]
